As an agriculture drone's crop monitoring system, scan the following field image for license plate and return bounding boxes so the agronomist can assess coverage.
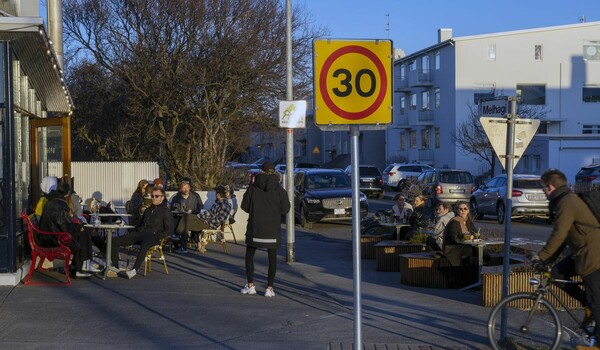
[528,194,546,201]
[449,189,465,193]
[334,208,345,215]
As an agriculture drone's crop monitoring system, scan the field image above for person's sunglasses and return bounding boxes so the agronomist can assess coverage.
[458,207,469,211]
[152,195,163,198]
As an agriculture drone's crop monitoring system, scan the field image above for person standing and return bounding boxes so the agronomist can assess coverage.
[240,162,290,297]
[531,170,600,350]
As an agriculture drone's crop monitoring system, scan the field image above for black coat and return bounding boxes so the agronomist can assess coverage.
[442,218,476,266]
[135,201,175,238]
[241,173,290,248]
[38,195,77,248]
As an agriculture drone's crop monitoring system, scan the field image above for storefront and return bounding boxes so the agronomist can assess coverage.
[0,16,71,285]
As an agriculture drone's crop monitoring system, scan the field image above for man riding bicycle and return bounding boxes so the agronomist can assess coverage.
[532,169,600,350]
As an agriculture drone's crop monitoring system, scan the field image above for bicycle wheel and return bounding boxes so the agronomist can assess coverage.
[487,293,562,350]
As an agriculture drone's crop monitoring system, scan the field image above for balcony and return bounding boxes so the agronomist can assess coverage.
[409,69,434,87]
[418,149,434,163]
[417,109,434,125]
[394,77,410,92]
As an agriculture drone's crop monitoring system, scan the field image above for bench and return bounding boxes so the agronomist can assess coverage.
[21,212,72,286]
[361,235,390,260]
[375,241,425,272]
[399,252,479,289]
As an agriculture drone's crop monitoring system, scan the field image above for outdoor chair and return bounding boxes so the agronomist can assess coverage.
[21,212,72,286]
[127,237,169,276]
[198,227,228,254]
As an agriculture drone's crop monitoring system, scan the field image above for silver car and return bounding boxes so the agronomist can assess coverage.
[470,174,549,224]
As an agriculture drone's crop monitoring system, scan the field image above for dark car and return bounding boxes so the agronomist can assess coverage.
[344,165,385,199]
[293,169,368,228]
[575,164,600,192]
[470,174,549,224]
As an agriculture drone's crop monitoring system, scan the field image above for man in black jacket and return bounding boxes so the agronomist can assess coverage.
[110,187,174,279]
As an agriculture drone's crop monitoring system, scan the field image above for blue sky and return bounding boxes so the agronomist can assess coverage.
[302,0,600,55]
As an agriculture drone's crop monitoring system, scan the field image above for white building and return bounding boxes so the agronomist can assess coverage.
[387,22,600,182]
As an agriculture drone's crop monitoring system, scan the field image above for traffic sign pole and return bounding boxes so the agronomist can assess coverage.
[350,125,362,348]
[285,0,295,264]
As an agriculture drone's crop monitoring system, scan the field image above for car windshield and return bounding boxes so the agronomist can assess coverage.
[577,167,599,176]
[306,174,350,189]
[514,179,544,188]
[439,172,473,184]
[360,167,381,176]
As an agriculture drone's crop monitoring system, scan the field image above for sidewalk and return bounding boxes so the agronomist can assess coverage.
[0,227,492,349]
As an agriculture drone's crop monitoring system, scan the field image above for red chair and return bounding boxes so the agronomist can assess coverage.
[21,212,72,286]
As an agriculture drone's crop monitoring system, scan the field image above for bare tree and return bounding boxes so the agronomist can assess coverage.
[452,99,550,175]
[63,0,322,188]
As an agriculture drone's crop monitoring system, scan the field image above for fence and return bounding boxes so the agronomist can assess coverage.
[49,161,159,206]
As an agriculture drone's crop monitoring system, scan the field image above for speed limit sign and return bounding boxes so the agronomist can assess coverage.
[313,39,392,127]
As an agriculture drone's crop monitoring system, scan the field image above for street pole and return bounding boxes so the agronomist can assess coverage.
[500,96,517,338]
[349,125,362,348]
[285,0,295,263]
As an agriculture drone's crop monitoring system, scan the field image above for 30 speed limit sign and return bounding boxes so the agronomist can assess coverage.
[313,39,392,127]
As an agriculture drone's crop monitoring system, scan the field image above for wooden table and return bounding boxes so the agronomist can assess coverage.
[84,223,135,280]
[378,222,411,240]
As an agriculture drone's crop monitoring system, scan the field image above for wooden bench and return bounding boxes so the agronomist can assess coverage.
[375,241,425,272]
[21,212,72,286]
[399,252,479,289]
[361,235,390,260]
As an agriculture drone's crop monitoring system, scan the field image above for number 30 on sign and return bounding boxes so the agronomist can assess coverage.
[313,39,392,126]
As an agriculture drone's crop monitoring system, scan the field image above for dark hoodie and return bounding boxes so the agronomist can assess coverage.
[241,173,290,248]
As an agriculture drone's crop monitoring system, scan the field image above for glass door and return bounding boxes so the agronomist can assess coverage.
[30,116,71,206]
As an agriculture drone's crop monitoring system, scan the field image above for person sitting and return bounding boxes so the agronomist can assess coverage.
[110,187,174,279]
[442,201,477,266]
[427,202,455,251]
[406,194,433,239]
[128,179,149,225]
[34,176,58,221]
[152,177,164,190]
[173,185,232,253]
[39,182,100,278]
[170,177,204,253]
[391,193,413,220]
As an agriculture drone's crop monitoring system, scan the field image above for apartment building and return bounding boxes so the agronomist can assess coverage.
[388,22,600,181]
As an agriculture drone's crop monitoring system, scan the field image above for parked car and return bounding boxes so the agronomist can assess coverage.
[296,162,321,169]
[344,165,385,199]
[224,163,260,189]
[382,163,434,191]
[470,174,549,224]
[418,169,476,207]
[575,164,600,192]
[293,169,368,228]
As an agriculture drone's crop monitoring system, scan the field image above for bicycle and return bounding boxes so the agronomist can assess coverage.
[487,263,596,349]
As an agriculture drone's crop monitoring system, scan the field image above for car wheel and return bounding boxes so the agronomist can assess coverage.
[470,199,483,220]
[497,202,505,224]
[300,205,313,229]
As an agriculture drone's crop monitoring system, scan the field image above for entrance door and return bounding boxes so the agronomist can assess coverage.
[30,116,71,205]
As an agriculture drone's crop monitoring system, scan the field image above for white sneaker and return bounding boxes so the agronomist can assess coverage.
[240,284,256,295]
[75,271,92,278]
[264,288,275,298]
[125,269,137,279]
[82,260,102,273]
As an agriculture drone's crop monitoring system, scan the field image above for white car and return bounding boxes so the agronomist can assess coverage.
[382,163,433,191]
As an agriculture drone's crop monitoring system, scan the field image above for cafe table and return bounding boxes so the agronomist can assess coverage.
[378,221,411,240]
[84,223,135,280]
[458,238,504,291]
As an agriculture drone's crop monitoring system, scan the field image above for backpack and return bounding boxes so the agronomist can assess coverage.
[578,191,600,226]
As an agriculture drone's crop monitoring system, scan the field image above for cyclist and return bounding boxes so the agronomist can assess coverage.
[531,169,600,350]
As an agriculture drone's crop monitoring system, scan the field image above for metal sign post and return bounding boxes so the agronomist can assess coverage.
[349,125,362,347]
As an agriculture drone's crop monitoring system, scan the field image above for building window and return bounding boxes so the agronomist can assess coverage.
[521,155,529,171]
[421,91,430,110]
[400,132,406,151]
[409,60,416,71]
[410,93,417,109]
[583,85,600,103]
[533,155,541,172]
[422,55,429,71]
[487,44,496,60]
[583,41,600,61]
[516,84,545,105]
[434,51,440,70]
[583,125,600,134]
[435,128,440,149]
[400,65,406,80]
[435,88,440,109]
[534,45,543,61]
[410,130,417,149]
[421,129,430,149]
[400,95,406,115]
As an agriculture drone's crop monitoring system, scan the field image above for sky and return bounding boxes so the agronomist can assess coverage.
[301,0,600,55]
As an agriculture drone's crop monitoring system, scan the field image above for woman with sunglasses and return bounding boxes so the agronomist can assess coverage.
[442,201,478,267]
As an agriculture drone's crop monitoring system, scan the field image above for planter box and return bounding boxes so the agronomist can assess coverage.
[361,235,390,259]
[482,271,583,308]
[399,252,479,289]
[374,241,425,272]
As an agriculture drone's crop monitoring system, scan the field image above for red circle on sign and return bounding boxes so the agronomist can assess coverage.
[319,45,388,120]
